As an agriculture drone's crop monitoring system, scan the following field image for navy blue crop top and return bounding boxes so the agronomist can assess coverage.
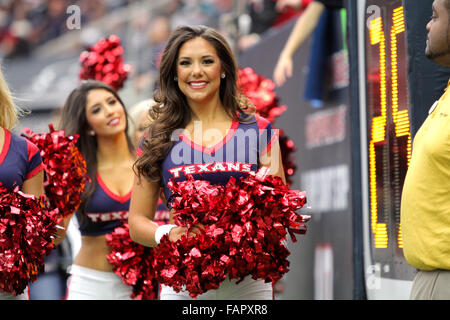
[0,128,44,190]
[138,115,277,209]
[76,173,131,236]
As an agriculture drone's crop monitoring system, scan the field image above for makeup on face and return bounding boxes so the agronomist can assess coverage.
[176,37,223,104]
[85,89,126,136]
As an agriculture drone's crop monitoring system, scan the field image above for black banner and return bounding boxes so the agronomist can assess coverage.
[238,10,353,300]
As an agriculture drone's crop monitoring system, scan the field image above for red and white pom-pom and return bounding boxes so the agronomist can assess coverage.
[153,169,309,298]
[0,186,58,296]
[79,34,132,90]
[22,124,90,218]
[106,223,158,300]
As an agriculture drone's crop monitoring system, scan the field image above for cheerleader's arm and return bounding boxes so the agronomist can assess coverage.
[128,172,161,247]
[259,134,287,184]
[129,173,204,246]
[22,168,44,197]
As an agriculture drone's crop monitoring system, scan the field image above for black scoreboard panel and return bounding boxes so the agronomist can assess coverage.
[364,0,416,280]
[348,0,450,298]
[353,0,450,299]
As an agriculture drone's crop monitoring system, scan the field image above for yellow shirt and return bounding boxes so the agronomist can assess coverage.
[401,80,450,271]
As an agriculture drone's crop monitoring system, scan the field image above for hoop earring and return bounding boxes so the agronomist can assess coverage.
[221,73,226,79]
[174,76,178,81]
[88,130,95,136]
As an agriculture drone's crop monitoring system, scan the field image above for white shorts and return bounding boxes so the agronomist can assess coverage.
[0,287,29,300]
[160,276,273,300]
[65,265,133,300]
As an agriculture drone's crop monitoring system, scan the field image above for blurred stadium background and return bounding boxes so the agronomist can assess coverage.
[4,0,446,301]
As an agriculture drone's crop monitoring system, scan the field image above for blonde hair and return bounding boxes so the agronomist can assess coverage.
[127,98,156,138]
[0,67,21,130]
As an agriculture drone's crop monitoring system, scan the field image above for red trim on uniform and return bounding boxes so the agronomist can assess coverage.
[24,138,44,179]
[255,115,270,134]
[97,173,132,203]
[259,130,279,156]
[0,128,11,165]
[180,119,239,155]
[25,162,44,180]
[256,115,278,155]
[25,139,39,162]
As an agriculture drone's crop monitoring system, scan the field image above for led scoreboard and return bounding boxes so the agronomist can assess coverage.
[359,0,417,297]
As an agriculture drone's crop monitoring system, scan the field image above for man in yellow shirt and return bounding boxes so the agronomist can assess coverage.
[400,0,450,300]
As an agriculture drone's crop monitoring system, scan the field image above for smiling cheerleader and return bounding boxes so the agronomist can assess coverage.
[128,25,306,300]
[59,80,136,300]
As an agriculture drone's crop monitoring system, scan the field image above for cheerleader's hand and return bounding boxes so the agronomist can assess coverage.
[53,224,66,246]
[52,214,72,246]
[168,223,205,242]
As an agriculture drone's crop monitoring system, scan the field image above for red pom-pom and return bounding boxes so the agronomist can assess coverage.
[168,178,224,229]
[0,186,58,296]
[152,230,228,298]
[238,67,287,123]
[238,67,297,184]
[79,34,132,90]
[106,223,158,300]
[278,130,297,186]
[152,169,309,298]
[22,124,90,218]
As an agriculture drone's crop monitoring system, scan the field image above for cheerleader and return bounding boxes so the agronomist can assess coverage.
[59,80,135,300]
[0,68,45,300]
[129,25,286,300]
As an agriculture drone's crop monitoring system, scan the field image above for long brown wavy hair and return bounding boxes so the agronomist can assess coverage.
[58,80,134,216]
[135,25,254,183]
